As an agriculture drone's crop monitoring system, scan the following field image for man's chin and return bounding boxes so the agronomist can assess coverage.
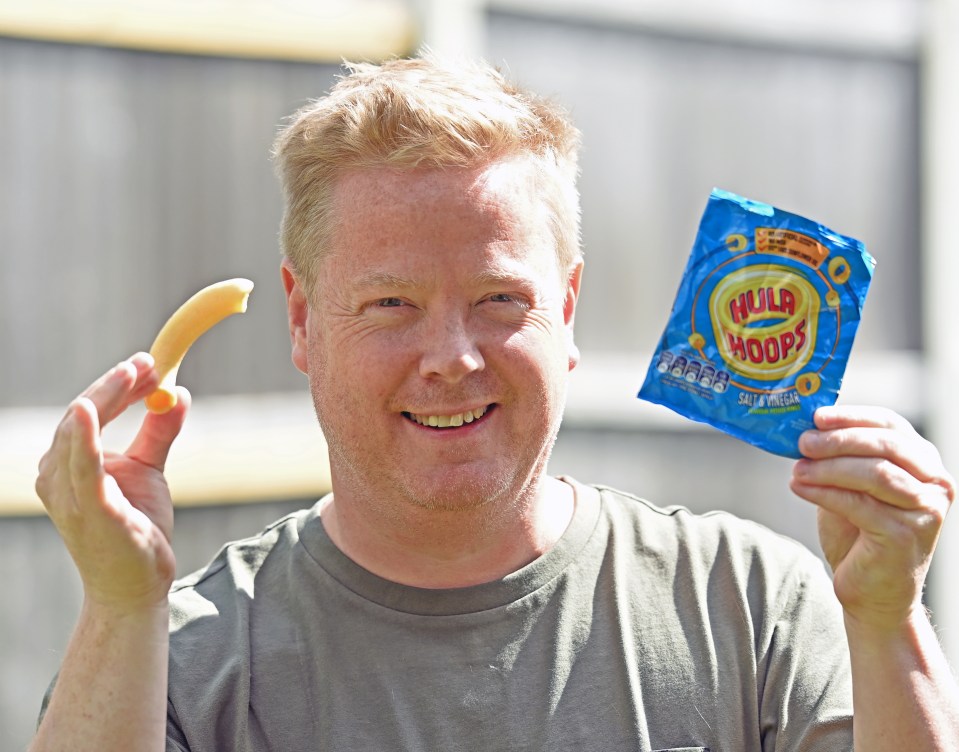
[395,468,519,514]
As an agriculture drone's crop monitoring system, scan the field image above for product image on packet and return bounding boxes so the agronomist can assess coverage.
[638,188,876,458]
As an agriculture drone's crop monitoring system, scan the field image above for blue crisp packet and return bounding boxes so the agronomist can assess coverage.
[638,188,875,458]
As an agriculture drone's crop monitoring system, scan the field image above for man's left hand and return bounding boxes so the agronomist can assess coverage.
[790,405,956,631]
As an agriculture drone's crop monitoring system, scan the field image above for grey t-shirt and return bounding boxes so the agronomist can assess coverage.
[165,479,852,751]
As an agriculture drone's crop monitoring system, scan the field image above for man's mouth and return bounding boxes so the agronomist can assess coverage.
[403,404,492,428]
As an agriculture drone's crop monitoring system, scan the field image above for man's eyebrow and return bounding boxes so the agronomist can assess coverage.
[353,271,421,290]
[468,269,535,287]
[353,269,535,290]
[349,268,541,297]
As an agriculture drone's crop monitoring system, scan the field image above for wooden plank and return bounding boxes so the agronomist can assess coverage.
[488,0,920,58]
[0,0,417,63]
[0,391,331,516]
[922,0,959,670]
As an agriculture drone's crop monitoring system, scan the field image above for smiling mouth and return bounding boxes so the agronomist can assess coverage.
[403,404,492,428]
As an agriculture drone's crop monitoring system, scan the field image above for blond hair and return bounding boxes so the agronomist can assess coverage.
[272,54,582,289]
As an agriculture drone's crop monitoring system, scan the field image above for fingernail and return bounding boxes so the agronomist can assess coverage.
[129,352,155,369]
[797,431,819,455]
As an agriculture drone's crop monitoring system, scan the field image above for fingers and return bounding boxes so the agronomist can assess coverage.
[126,386,192,472]
[799,406,955,500]
[37,395,116,526]
[36,398,100,518]
[811,404,915,433]
[792,455,930,512]
[790,472,946,556]
[79,353,159,430]
[791,404,954,537]
[36,353,159,516]
[68,397,107,512]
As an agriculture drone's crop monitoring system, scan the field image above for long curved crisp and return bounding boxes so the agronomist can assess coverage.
[145,278,254,414]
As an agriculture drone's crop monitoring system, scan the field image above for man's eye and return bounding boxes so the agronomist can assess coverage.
[377,298,405,307]
[486,293,529,309]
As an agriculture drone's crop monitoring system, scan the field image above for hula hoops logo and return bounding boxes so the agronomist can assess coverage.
[709,264,819,381]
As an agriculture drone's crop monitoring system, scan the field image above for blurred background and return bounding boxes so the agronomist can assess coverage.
[2,0,957,747]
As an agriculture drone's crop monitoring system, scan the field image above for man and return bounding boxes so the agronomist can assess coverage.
[32,55,959,751]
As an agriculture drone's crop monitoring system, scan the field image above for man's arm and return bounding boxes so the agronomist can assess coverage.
[30,354,189,752]
[34,601,170,751]
[791,405,959,749]
[843,605,959,748]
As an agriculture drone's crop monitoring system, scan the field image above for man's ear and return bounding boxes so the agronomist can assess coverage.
[564,259,583,372]
[281,258,309,375]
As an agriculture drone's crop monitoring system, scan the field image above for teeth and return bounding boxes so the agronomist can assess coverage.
[409,405,489,428]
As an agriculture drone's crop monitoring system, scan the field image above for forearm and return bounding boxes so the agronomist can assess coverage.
[848,608,959,750]
[31,599,170,752]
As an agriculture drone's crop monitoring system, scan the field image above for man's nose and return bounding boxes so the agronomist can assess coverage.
[418,315,485,383]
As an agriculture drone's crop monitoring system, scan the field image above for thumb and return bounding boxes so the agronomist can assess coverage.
[126,387,192,471]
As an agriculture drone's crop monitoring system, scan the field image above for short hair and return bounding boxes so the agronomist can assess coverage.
[272,54,582,290]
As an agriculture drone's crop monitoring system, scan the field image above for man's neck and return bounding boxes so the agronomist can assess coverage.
[318,475,576,589]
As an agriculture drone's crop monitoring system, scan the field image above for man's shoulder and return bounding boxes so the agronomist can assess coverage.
[165,504,324,744]
[168,503,319,626]
[585,481,826,576]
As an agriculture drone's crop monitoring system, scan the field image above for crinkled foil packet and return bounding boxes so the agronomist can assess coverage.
[638,188,876,458]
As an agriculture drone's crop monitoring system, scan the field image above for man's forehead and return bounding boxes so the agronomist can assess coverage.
[327,163,547,252]
[319,159,562,289]
[332,159,541,208]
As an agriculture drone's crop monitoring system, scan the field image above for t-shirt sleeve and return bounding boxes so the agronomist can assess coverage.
[758,551,853,752]
[167,698,192,751]
[36,672,56,730]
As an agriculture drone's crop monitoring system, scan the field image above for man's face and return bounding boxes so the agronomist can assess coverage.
[284,159,582,513]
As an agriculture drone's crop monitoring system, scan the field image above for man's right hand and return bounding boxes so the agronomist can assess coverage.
[35,352,191,613]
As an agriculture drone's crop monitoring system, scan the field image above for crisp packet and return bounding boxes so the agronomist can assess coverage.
[638,188,876,458]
